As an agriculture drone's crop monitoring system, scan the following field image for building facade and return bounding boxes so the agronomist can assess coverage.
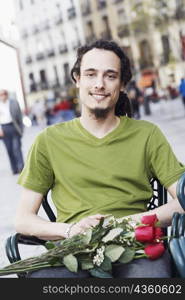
[14,0,85,106]
[80,0,185,88]
[14,0,185,107]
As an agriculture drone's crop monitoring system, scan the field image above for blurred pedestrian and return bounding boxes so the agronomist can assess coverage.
[0,89,24,174]
[31,99,46,127]
[178,78,185,109]
[128,80,142,119]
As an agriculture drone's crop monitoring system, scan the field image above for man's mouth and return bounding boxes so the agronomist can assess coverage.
[89,92,110,101]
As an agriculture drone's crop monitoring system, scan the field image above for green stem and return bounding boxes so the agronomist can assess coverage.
[134,254,147,259]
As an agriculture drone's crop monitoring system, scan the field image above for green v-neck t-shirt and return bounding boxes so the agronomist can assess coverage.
[18,117,185,223]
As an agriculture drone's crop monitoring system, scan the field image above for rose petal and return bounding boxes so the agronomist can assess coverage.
[141,214,158,226]
[154,227,164,240]
[135,226,154,243]
[144,242,165,260]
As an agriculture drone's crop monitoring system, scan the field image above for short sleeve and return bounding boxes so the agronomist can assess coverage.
[147,126,185,188]
[17,131,54,194]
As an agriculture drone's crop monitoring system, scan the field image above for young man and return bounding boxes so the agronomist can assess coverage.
[0,89,24,174]
[15,40,185,278]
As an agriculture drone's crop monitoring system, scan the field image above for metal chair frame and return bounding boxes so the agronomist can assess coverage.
[4,174,185,278]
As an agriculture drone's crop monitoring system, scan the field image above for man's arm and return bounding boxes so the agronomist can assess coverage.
[15,187,105,240]
[129,181,184,227]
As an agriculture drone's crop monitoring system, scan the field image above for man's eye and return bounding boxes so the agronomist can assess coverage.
[108,74,116,79]
[86,73,94,77]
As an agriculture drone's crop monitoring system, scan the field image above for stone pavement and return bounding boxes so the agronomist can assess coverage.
[0,97,184,277]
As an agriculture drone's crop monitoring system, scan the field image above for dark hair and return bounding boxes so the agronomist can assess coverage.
[71,39,132,117]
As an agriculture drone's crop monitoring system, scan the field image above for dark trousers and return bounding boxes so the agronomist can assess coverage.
[1,123,24,174]
[28,250,172,278]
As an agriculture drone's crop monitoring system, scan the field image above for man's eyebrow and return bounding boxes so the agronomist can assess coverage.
[83,68,96,72]
[83,68,119,74]
[105,69,119,74]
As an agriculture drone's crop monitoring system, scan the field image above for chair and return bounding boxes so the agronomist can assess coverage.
[4,175,185,278]
[169,213,185,277]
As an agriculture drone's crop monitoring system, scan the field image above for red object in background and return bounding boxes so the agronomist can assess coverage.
[144,242,165,260]
[54,100,72,112]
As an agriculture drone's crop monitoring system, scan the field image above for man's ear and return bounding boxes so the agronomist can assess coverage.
[73,73,80,88]
[120,83,124,92]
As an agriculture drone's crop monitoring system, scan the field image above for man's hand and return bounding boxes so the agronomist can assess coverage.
[69,214,105,238]
[0,128,4,137]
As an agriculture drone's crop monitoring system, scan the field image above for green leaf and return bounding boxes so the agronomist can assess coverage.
[102,227,123,243]
[49,257,62,266]
[45,241,56,250]
[63,254,78,273]
[105,244,125,262]
[118,248,135,264]
[82,228,92,245]
[100,256,112,271]
[81,260,94,270]
[89,267,113,278]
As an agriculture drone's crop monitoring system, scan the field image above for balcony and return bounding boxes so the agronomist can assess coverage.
[97,0,107,10]
[25,55,32,64]
[174,7,185,20]
[139,59,153,70]
[39,81,49,90]
[85,34,96,44]
[59,44,68,54]
[32,26,40,35]
[81,4,91,16]
[47,49,55,57]
[67,7,76,20]
[112,0,123,4]
[43,21,50,30]
[100,30,112,40]
[55,14,63,25]
[21,30,28,39]
[30,82,37,93]
[72,40,81,50]
[117,24,130,38]
[36,52,45,61]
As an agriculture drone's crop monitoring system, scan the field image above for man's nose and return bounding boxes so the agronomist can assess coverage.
[94,75,105,89]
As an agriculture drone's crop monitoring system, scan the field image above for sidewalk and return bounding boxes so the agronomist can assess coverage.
[0,97,184,277]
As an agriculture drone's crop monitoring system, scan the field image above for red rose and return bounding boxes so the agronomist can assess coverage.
[144,242,165,260]
[141,214,158,226]
[135,226,154,243]
[154,227,164,240]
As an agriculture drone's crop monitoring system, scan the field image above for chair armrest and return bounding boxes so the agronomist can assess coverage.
[177,172,185,210]
[169,238,185,278]
[5,233,46,264]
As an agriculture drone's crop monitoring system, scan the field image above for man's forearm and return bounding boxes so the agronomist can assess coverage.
[15,214,69,240]
[129,198,184,227]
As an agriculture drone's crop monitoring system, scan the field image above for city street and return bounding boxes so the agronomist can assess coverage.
[0,97,185,277]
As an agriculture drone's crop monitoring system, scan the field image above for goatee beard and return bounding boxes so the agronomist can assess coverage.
[89,107,111,120]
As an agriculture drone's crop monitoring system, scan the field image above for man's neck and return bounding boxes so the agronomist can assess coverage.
[80,109,120,139]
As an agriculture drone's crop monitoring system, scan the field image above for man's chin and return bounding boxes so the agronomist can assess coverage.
[89,107,111,119]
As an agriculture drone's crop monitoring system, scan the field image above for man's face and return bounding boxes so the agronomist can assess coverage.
[0,90,8,102]
[75,48,124,117]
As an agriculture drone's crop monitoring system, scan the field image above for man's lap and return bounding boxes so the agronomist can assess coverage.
[27,250,172,278]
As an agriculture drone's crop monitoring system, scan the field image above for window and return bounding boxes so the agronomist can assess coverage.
[161,35,170,64]
[40,70,48,89]
[63,63,71,85]
[19,0,23,10]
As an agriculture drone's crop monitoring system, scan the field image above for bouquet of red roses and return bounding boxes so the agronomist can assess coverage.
[0,214,166,278]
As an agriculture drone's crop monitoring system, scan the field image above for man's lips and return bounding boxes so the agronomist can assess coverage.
[89,92,110,101]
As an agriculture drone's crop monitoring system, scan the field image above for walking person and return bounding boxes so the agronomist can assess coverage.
[0,89,24,174]
[15,40,185,278]
[127,80,142,119]
[178,77,185,109]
